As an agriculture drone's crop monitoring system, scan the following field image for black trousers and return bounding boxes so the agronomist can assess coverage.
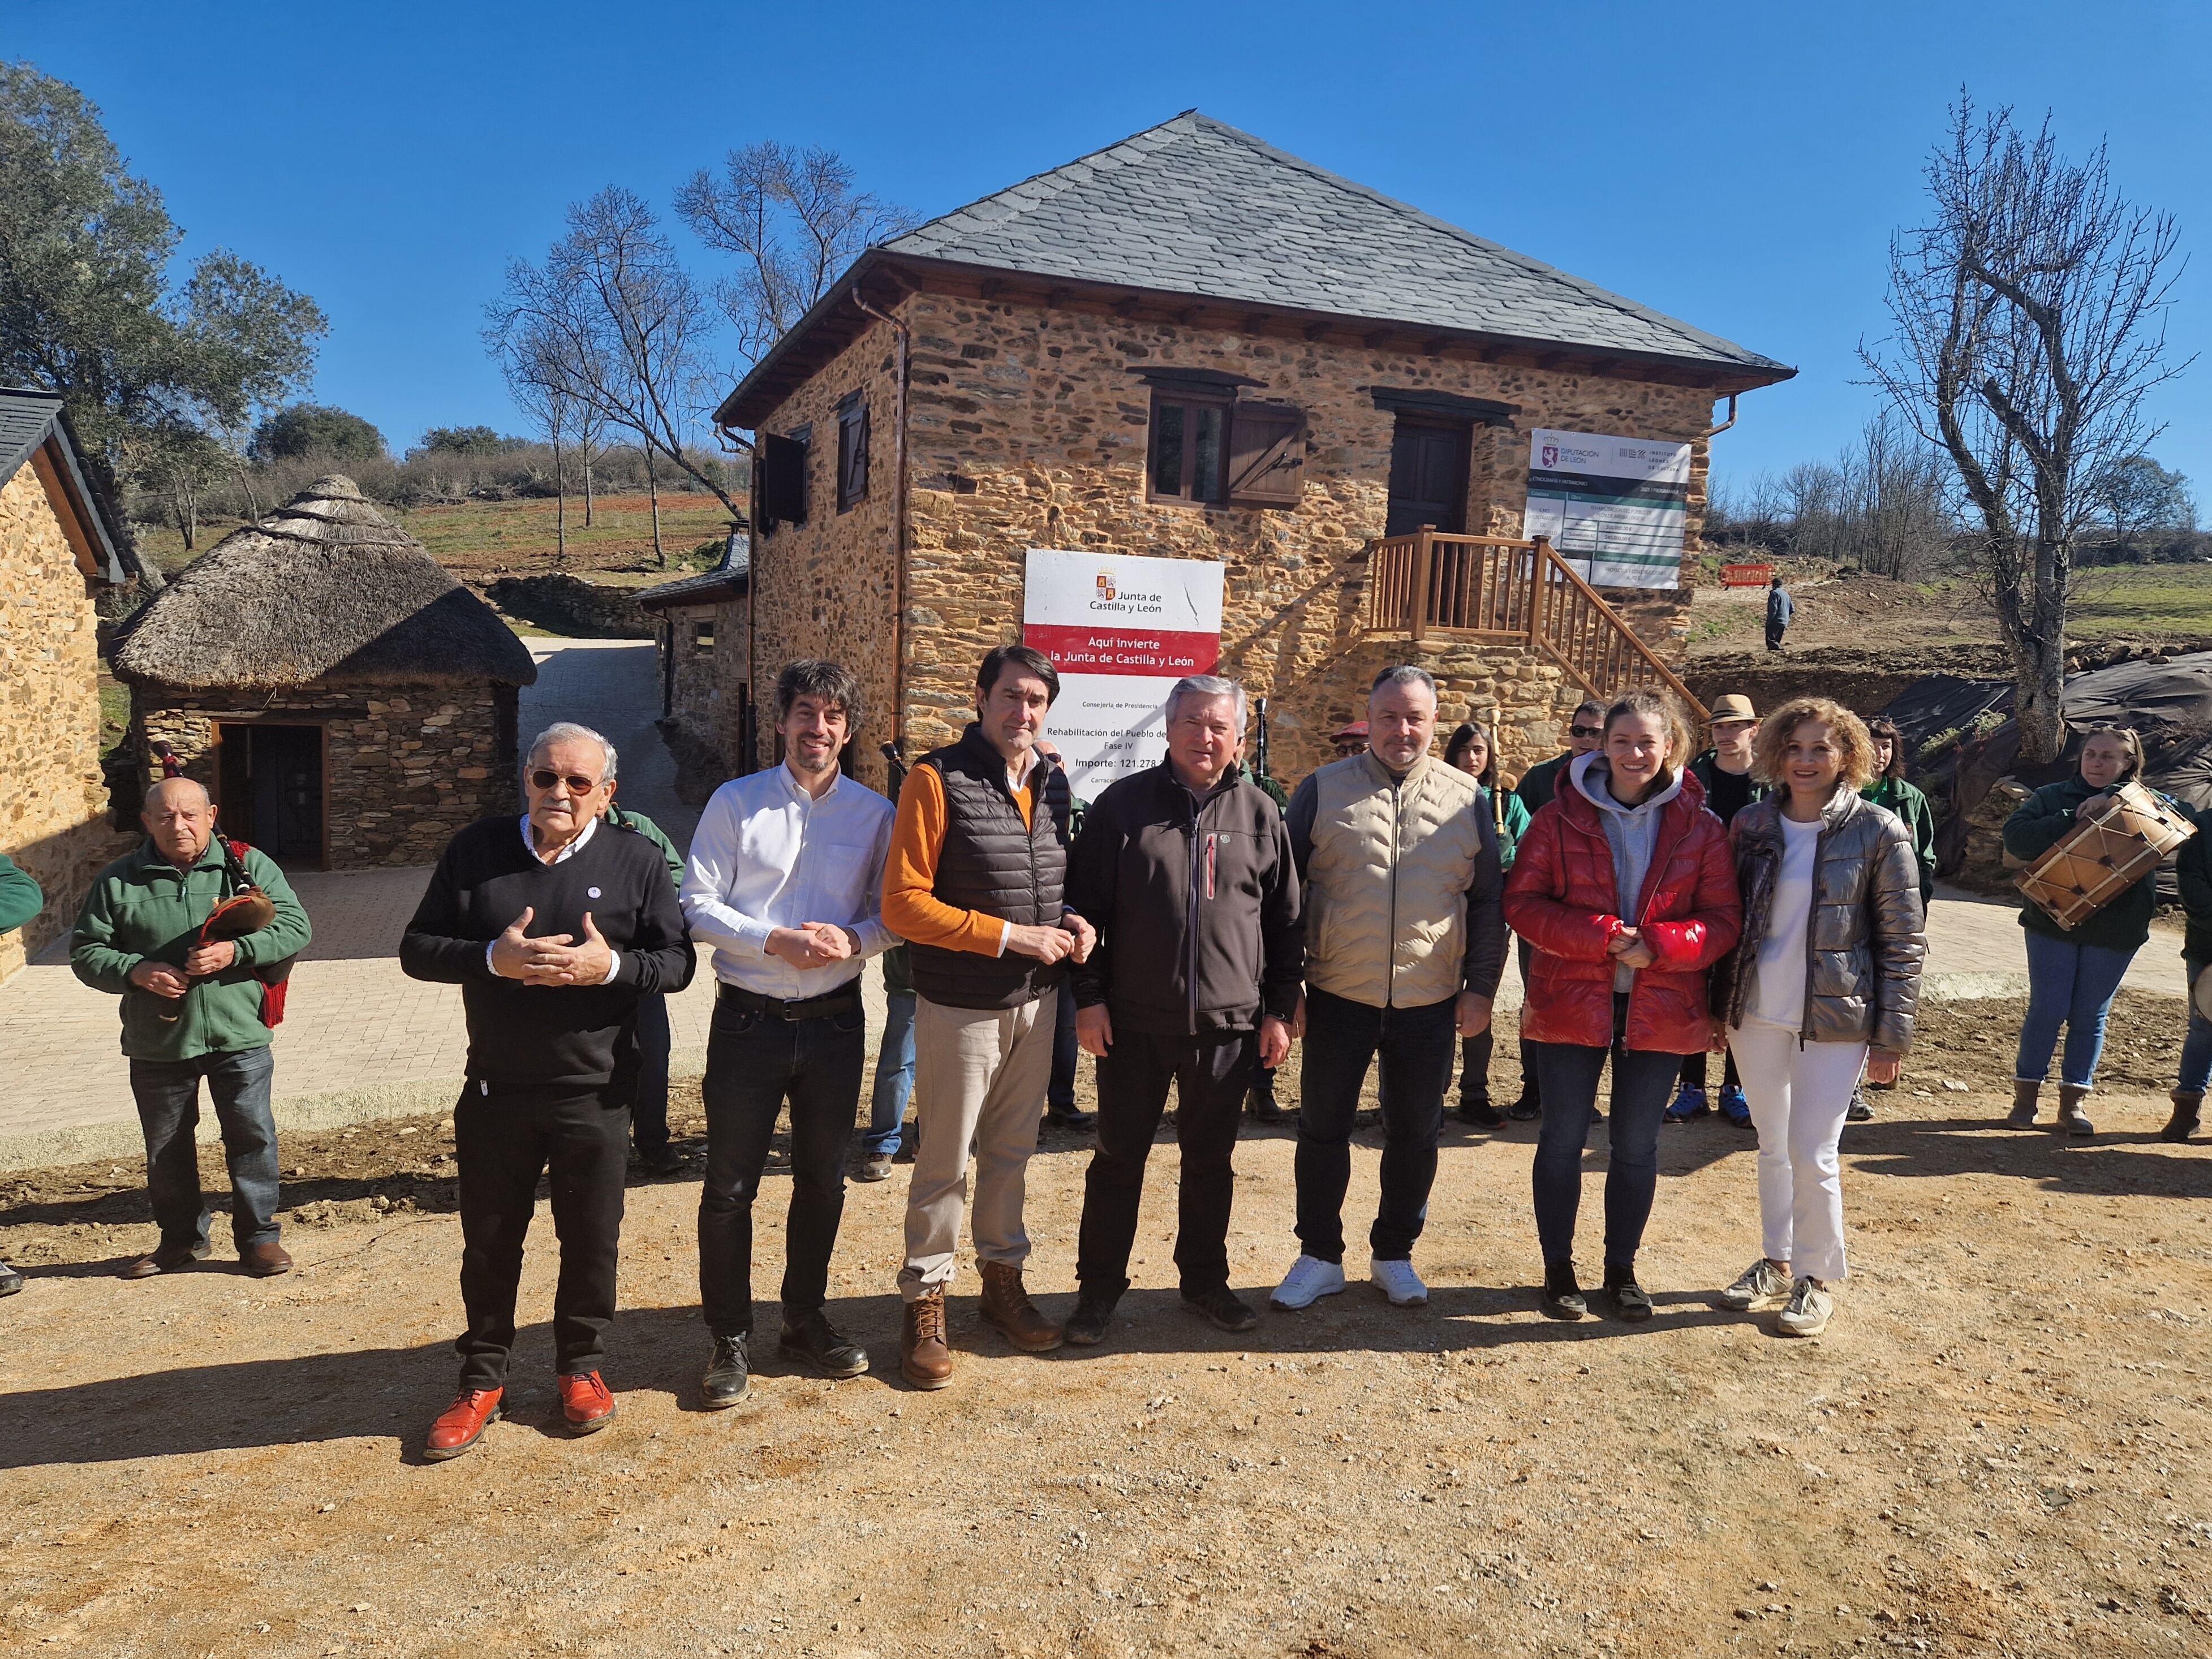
[629,992,673,1154]
[1514,937,1541,1105]
[1077,1028,1257,1299]
[1766,619,1787,650]
[454,1081,630,1389]
[696,994,866,1339]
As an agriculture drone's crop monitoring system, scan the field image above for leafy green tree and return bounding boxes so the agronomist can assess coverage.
[418,424,518,456]
[251,403,385,462]
[0,61,324,502]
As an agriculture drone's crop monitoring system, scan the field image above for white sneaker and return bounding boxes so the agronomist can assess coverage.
[1776,1276,1834,1337]
[1720,1257,1791,1312]
[1270,1255,1346,1311]
[1370,1257,1428,1307]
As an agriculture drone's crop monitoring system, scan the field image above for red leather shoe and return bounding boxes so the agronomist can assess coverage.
[424,1387,502,1462]
[557,1371,616,1434]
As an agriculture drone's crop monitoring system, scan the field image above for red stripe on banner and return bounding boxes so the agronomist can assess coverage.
[1023,623,1220,677]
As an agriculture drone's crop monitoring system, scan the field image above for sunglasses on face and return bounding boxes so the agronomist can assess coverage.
[530,770,603,795]
[1569,725,1603,740]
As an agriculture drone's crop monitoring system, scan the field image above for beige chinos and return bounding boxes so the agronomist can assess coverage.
[898,987,1058,1299]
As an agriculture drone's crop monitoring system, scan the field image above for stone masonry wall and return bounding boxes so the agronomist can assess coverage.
[137,680,515,868]
[747,287,1719,792]
[0,462,129,980]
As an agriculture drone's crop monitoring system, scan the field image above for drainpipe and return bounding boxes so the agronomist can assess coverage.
[1698,393,1740,439]
[852,290,911,761]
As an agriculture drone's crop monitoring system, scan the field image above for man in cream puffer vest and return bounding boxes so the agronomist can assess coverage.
[1273,665,1507,1312]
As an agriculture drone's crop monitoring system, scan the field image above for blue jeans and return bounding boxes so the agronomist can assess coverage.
[128,1045,281,1251]
[1527,994,1679,1274]
[1294,987,1458,1264]
[2180,961,2212,1094]
[862,989,917,1158]
[2015,930,2138,1089]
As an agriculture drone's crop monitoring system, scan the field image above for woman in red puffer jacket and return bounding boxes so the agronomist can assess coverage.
[1503,688,1741,1325]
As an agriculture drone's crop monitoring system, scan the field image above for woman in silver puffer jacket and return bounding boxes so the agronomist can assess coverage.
[1709,697,1926,1338]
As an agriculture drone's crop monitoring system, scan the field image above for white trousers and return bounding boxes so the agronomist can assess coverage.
[1726,1022,1866,1283]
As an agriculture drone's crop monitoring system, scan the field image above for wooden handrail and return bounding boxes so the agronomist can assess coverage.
[1364,528,1708,722]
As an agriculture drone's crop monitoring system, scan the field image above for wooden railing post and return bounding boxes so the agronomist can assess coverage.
[1409,525,1435,644]
[1527,535,1552,649]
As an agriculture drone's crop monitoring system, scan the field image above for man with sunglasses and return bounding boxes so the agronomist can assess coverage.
[402,722,695,1460]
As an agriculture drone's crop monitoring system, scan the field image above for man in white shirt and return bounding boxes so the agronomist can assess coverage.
[682,661,896,1407]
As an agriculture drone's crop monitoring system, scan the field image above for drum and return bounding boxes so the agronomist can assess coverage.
[2015,779,2196,932]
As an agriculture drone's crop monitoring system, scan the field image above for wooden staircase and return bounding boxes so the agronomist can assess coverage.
[1364,528,1707,721]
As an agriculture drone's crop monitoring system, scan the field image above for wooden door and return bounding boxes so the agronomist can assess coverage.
[1386,419,1471,537]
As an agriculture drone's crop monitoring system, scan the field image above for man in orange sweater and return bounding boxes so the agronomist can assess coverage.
[883,644,1095,1389]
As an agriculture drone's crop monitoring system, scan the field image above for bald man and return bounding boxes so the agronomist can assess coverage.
[72,777,312,1279]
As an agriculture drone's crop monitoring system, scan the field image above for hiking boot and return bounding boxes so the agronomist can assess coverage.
[1247,1083,1289,1125]
[1183,1285,1259,1333]
[1270,1254,1346,1311]
[1370,1258,1428,1307]
[2055,1084,2095,1138]
[1718,1087,1751,1127]
[2162,1089,2204,1144]
[1845,1089,1875,1123]
[1720,1257,1792,1312]
[978,1260,1062,1351]
[1063,1290,1117,1346]
[2006,1078,2042,1129]
[424,1387,503,1461]
[850,1152,894,1183]
[121,1240,209,1280]
[1454,1096,1506,1130]
[1540,1261,1587,1321]
[1664,1084,1709,1123]
[900,1290,954,1389]
[781,1309,870,1379]
[700,1334,751,1408]
[1602,1267,1653,1322]
[1777,1277,1834,1337]
[1507,1091,1541,1122]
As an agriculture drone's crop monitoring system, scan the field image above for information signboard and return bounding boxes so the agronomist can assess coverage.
[1525,428,1693,589]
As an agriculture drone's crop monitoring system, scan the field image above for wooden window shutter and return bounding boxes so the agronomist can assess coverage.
[1226,402,1306,507]
[761,433,808,529]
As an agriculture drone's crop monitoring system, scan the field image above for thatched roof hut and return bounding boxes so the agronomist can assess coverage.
[113,475,536,691]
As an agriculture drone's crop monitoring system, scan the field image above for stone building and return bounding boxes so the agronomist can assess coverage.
[0,387,141,979]
[112,475,537,869]
[638,529,750,797]
[713,112,1793,790]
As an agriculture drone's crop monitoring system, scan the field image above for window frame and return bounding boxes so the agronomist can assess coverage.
[1144,388,1236,507]
[836,393,869,513]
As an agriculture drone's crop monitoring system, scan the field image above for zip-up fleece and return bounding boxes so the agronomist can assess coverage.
[1288,751,1504,1010]
[1066,760,1302,1035]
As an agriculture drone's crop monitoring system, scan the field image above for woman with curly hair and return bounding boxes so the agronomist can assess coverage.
[1712,697,1925,1337]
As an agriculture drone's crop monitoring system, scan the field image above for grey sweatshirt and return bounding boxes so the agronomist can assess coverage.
[1570,751,1686,991]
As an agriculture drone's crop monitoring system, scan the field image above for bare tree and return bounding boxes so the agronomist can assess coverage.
[1864,96,2188,762]
[675,142,919,370]
[1850,410,1953,579]
[488,310,579,559]
[488,188,737,565]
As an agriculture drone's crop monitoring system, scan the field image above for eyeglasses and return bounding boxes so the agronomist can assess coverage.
[1569,725,1603,740]
[530,769,603,794]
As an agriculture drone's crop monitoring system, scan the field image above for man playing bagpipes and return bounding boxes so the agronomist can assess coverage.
[71,777,312,1279]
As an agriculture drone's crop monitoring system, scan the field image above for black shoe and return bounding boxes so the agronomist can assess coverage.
[1454,1097,1507,1130]
[1507,1093,1541,1122]
[1045,1106,1096,1132]
[779,1309,870,1380]
[1247,1089,1290,1125]
[1540,1262,1587,1321]
[0,1261,20,1297]
[702,1334,751,1408]
[1845,1091,1874,1123]
[1063,1291,1117,1347]
[1603,1271,1654,1322]
[1182,1285,1259,1334]
[637,1144,685,1177]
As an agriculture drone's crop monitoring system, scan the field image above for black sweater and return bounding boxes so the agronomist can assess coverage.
[401,816,696,1091]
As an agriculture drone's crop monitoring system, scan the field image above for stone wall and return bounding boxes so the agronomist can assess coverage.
[746,285,1718,792]
[485,574,652,639]
[0,463,130,979]
[653,597,750,799]
[136,680,518,868]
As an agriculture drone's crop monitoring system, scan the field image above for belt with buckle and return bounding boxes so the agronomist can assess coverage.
[717,981,862,1022]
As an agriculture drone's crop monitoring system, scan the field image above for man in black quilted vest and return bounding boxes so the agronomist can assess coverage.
[882,644,1096,1389]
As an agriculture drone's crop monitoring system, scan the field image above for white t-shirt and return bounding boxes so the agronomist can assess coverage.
[1749,815,1822,1028]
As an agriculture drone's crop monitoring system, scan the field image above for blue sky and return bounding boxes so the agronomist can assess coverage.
[14,0,2211,500]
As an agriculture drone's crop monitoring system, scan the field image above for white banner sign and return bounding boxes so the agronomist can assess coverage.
[1525,428,1692,589]
[1022,549,1225,802]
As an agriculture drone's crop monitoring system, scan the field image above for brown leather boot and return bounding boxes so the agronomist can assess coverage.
[900,1290,954,1390]
[2054,1084,2095,1137]
[2162,1090,2204,1144]
[978,1260,1064,1352]
[2005,1078,2041,1129]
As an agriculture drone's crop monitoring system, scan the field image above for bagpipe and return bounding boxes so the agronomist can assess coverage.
[157,834,298,1028]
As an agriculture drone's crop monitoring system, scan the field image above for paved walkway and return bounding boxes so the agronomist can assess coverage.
[0,646,2192,1167]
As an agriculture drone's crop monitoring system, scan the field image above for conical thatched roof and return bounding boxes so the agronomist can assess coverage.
[112,475,537,691]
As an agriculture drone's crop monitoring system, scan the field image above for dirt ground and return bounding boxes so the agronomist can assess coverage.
[4,993,2210,1658]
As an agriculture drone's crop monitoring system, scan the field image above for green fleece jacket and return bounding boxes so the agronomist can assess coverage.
[2002,775,2159,953]
[1515,749,1574,815]
[1862,775,1938,900]
[71,838,313,1060]
[0,852,42,934]
[606,803,684,890]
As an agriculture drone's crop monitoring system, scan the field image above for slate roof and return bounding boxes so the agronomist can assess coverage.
[0,386,136,583]
[638,529,751,609]
[882,112,1787,376]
